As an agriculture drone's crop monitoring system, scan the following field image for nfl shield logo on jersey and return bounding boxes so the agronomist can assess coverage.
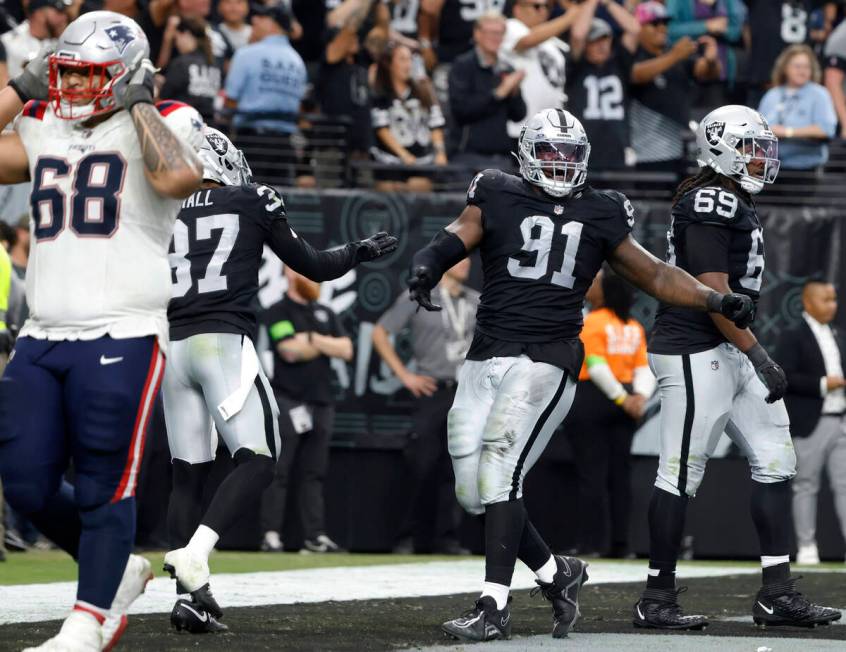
[711,360,719,371]
[105,25,136,54]
[554,205,564,215]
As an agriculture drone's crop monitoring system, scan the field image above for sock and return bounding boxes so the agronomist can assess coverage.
[201,451,275,536]
[28,481,81,558]
[77,498,135,610]
[484,499,526,590]
[646,487,688,590]
[751,480,792,585]
[517,513,553,575]
[480,582,510,611]
[534,555,557,584]
[167,460,213,549]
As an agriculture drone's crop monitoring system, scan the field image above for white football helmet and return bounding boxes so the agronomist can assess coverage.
[696,105,780,195]
[517,109,591,197]
[198,127,252,186]
[49,11,150,120]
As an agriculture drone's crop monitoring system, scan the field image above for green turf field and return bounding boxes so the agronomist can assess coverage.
[3,550,844,586]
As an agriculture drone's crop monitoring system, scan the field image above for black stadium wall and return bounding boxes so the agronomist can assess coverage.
[152,189,846,558]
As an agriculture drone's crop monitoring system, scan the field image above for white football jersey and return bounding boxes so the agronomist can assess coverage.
[15,99,205,350]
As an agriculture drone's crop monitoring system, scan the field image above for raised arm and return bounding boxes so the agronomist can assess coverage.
[514,6,581,53]
[606,235,753,324]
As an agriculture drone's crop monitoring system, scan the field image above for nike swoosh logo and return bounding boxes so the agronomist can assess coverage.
[180,603,209,622]
[500,613,510,627]
[757,601,774,615]
[100,355,124,366]
[637,605,645,620]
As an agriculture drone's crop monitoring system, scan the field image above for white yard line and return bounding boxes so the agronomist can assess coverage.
[0,560,776,625]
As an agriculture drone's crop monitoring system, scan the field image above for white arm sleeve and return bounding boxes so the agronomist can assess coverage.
[633,365,657,398]
[587,362,627,402]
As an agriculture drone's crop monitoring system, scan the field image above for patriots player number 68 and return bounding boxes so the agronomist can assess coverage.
[31,153,126,240]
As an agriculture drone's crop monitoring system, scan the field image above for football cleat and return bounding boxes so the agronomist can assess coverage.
[102,554,154,651]
[171,599,230,634]
[163,548,223,618]
[633,587,708,630]
[530,555,589,638]
[301,534,345,553]
[23,610,103,652]
[753,577,842,628]
[442,596,511,642]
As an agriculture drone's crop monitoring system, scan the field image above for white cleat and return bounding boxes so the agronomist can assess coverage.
[102,554,153,651]
[163,547,222,618]
[22,610,103,652]
[796,543,820,565]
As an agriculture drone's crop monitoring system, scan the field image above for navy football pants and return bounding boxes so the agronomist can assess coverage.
[0,336,164,611]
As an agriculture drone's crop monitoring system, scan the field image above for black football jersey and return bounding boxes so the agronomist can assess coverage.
[168,183,289,342]
[464,169,634,375]
[650,185,763,354]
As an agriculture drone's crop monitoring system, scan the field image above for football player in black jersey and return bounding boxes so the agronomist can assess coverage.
[161,128,397,632]
[408,107,756,642]
[635,105,840,631]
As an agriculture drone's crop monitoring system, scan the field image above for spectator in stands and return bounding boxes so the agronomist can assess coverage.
[215,0,250,51]
[448,11,526,173]
[224,0,307,184]
[758,44,837,171]
[567,1,640,170]
[10,214,28,279]
[370,42,447,191]
[372,259,478,555]
[1,0,68,79]
[499,0,577,139]
[776,279,846,565]
[158,17,222,122]
[567,268,654,558]
[666,0,745,105]
[824,19,846,138]
[260,267,351,554]
[317,0,376,158]
[630,1,720,175]
[158,0,232,69]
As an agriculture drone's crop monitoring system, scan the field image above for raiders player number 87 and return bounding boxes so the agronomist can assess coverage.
[407,108,756,643]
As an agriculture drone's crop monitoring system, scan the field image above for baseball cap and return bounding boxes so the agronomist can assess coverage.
[635,1,669,25]
[251,0,293,31]
[587,18,613,42]
[29,0,70,13]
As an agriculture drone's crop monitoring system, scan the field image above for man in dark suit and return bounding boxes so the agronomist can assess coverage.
[776,279,846,565]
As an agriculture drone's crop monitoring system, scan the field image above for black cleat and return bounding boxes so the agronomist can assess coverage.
[531,555,589,637]
[441,596,511,642]
[753,577,842,628]
[163,563,224,619]
[633,587,708,630]
[171,599,229,634]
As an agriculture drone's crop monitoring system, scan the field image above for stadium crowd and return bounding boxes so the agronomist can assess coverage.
[1,0,846,564]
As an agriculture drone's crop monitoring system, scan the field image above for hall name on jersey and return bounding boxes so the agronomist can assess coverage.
[181,189,215,209]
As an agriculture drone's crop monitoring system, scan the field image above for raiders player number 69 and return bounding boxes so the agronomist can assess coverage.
[407,107,756,643]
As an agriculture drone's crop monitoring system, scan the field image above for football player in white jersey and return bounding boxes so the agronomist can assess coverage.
[0,11,204,652]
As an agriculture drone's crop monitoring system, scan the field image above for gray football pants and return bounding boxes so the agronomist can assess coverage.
[448,355,577,514]
[650,342,796,497]
[162,333,280,463]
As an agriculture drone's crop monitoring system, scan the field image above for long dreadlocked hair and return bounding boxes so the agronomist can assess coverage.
[671,167,725,206]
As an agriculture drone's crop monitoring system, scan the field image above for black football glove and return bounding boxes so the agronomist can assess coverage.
[408,265,441,312]
[9,45,53,103]
[746,343,788,403]
[354,231,398,263]
[112,57,156,111]
[706,291,755,329]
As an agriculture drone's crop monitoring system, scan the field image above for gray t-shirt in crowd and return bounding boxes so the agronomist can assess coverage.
[378,284,480,380]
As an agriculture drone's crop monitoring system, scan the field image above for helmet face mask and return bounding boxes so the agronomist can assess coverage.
[47,11,149,121]
[517,109,591,198]
[696,105,780,194]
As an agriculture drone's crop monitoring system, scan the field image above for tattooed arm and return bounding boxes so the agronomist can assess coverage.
[114,58,202,198]
[130,102,203,198]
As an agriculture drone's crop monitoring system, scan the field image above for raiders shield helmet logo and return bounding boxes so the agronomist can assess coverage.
[207,132,229,156]
[705,121,725,146]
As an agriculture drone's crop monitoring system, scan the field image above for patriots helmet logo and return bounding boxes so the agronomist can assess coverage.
[207,132,229,155]
[105,25,136,54]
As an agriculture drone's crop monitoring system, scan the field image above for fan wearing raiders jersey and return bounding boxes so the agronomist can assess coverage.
[635,105,840,632]
[161,128,397,633]
[407,107,756,643]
